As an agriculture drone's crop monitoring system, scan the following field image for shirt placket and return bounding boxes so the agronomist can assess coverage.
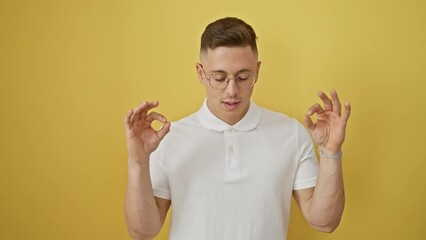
[224,128,240,182]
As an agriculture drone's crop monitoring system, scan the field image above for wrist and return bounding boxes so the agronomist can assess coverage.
[128,155,150,168]
[318,144,342,154]
[318,146,343,160]
[127,162,150,178]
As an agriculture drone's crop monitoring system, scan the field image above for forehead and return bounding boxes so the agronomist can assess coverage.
[200,46,258,71]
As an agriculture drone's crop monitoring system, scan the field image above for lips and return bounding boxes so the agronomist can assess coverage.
[223,101,240,110]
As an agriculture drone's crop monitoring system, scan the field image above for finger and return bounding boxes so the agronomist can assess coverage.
[307,103,325,116]
[139,100,160,120]
[130,101,149,123]
[318,91,333,111]
[149,100,159,108]
[156,122,171,140]
[125,109,134,127]
[303,115,316,133]
[145,112,167,123]
[342,102,351,121]
[330,89,342,116]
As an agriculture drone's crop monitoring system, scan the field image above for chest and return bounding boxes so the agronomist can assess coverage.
[163,126,299,186]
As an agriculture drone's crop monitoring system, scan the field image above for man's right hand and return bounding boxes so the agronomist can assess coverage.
[125,101,171,163]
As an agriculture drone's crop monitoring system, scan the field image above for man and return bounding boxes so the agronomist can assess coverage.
[124,17,351,240]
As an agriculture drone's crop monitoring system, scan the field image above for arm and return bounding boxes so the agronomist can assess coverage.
[124,101,171,240]
[293,89,351,233]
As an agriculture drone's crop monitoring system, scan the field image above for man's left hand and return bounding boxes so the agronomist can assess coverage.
[303,89,351,153]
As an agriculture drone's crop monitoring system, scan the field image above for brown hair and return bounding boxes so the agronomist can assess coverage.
[200,17,258,55]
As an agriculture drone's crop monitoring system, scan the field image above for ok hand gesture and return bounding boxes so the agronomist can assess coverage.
[303,90,351,153]
[125,101,171,163]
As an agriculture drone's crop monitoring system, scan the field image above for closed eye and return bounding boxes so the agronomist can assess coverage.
[237,74,251,81]
[211,74,227,81]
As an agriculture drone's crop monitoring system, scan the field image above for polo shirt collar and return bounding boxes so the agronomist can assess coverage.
[197,99,261,132]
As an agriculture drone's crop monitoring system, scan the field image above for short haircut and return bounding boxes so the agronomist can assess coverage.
[200,17,258,55]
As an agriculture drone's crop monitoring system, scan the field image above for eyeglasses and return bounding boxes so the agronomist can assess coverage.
[200,65,257,90]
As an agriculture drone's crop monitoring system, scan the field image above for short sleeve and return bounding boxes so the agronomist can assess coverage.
[293,121,319,190]
[150,142,171,200]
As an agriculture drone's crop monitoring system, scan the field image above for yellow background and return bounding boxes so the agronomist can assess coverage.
[1,0,425,239]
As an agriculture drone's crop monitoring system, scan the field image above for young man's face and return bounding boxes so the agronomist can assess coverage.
[196,46,261,125]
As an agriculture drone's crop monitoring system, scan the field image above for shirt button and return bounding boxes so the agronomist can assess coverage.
[229,147,234,153]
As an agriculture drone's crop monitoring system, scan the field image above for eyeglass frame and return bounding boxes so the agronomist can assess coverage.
[199,64,258,90]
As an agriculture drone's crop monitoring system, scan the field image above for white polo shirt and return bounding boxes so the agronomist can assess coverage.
[150,100,318,240]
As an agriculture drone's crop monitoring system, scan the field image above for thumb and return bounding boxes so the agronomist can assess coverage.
[156,122,171,140]
[303,115,316,133]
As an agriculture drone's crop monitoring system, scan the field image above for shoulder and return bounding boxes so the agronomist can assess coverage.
[164,112,205,138]
[171,109,208,129]
[256,106,310,137]
[258,106,298,127]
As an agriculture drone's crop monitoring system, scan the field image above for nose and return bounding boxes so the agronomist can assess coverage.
[224,78,240,96]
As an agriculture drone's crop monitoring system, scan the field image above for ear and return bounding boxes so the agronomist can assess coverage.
[255,61,262,82]
[195,63,206,85]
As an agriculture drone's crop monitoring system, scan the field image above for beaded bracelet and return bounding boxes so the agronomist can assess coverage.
[318,148,343,159]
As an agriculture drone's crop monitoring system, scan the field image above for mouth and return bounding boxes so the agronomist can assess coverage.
[223,101,240,110]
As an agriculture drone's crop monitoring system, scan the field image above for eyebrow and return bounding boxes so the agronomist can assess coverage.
[209,68,252,74]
